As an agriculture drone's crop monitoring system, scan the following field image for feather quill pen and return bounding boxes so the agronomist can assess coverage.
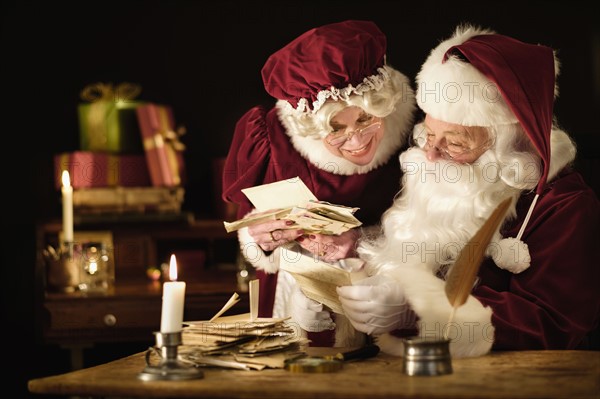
[444,197,513,337]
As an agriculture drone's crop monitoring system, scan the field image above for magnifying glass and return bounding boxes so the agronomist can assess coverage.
[284,344,380,373]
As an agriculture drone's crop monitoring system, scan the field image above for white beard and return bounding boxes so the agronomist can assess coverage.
[358,147,521,276]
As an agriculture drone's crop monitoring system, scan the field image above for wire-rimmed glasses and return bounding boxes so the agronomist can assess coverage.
[325,120,382,147]
[414,124,494,161]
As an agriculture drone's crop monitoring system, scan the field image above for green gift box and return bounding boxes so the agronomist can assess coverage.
[77,83,145,153]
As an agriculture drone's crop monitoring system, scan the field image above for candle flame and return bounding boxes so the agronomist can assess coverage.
[169,254,178,281]
[61,170,71,188]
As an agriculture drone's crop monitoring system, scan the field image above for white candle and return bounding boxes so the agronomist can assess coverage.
[61,170,74,243]
[160,254,186,333]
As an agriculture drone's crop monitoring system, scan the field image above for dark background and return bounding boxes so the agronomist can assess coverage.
[2,1,598,397]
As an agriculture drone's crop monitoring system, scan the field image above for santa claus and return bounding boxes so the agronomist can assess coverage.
[337,25,600,358]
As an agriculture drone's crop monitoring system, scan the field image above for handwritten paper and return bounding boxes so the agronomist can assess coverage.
[223,177,362,234]
[242,178,317,211]
[279,249,368,314]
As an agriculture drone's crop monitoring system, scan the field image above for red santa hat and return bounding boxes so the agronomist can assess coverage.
[261,20,390,115]
[416,26,558,274]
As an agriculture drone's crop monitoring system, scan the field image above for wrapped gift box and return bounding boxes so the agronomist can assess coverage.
[78,101,145,153]
[54,151,151,189]
[136,103,186,187]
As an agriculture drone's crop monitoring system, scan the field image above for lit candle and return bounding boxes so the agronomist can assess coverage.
[160,254,186,333]
[61,170,74,243]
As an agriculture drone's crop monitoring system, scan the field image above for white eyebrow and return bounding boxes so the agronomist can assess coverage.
[424,124,470,140]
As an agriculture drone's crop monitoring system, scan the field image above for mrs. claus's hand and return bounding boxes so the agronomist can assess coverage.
[247,212,304,252]
[297,229,359,262]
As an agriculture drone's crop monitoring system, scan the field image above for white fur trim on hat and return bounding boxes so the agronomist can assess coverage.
[416,26,518,127]
[279,66,393,116]
[377,265,494,358]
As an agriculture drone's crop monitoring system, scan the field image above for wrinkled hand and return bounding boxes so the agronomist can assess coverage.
[297,229,360,262]
[289,285,335,332]
[336,275,416,335]
[247,210,304,252]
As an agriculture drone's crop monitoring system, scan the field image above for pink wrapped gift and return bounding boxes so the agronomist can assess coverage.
[136,104,186,187]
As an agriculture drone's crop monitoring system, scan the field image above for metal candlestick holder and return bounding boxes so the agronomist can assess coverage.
[138,331,204,381]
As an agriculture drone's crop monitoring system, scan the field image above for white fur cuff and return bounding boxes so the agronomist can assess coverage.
[237,226,281,274]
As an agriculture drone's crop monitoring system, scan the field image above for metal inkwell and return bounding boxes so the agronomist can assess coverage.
[402,337,452,376]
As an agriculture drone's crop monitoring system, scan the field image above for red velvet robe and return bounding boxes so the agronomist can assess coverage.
[473,169,600,349]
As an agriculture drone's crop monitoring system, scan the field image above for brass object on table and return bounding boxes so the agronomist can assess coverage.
[284,344,380,373]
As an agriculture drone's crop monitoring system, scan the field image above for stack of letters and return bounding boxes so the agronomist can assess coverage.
[223,178,362,234]
[179,280,307,370]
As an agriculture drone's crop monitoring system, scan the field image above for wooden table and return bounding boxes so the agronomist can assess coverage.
[28,348,600,398]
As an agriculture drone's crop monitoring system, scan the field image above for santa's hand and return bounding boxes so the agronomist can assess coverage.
[290,285,335,332]
[336,275,416,335]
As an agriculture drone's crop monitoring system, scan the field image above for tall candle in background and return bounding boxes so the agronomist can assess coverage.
[160,254,186,333]
[61,170,74,243]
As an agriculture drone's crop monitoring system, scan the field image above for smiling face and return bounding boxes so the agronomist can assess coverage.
[422,114,492,164]
[322,106,385,166]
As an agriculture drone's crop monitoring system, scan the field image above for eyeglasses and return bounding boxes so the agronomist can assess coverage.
[415,126,494,161]
[325,120,382,147]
